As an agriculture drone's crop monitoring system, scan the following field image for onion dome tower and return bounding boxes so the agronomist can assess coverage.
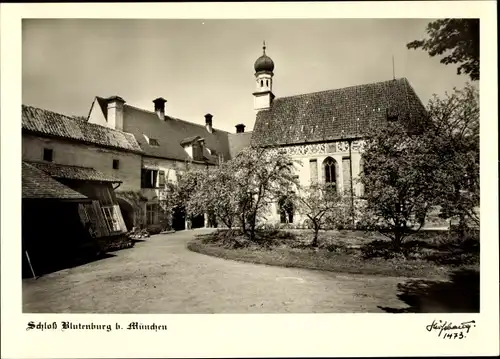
[253,41,275,111]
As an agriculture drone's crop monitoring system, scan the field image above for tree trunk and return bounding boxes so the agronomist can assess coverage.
[311,222,319,247]
[458,212,467,240]
[392,230,403,251]
[249,223,256,241]
[240,214,247,234]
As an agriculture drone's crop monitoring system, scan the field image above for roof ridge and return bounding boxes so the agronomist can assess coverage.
[124,104,231,134]
[275,77,408,102]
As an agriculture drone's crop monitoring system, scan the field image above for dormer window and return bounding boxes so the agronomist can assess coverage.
[149,138,160,147]
[386,108,399,121]
[143,134,160,147]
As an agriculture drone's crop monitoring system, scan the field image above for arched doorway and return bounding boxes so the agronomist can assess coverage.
[117,197,135,231]
[278,195,294,224]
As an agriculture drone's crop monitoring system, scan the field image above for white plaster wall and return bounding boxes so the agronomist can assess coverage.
[140,156,209,201]
[255,73,273,92]
[87,98,108,128]
[254,93,272,110]
[264,142,364,226]
[22,134,142,191]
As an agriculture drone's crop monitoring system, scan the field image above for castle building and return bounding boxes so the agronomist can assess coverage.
[249,42,428,227]
[86,95,251,230]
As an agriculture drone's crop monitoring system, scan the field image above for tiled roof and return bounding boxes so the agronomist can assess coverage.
[22,161,88,200]
[251,78,427,147]
[228,132,253,158]
[28,161,122,183]
[115,103,231,163]
[22,105,143,153]
[180,135,203,146]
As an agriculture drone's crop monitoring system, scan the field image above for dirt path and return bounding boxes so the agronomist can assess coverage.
[23,229,410,313]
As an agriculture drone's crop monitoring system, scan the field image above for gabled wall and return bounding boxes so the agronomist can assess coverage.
[87,98,108,127]
[22,134,142,191]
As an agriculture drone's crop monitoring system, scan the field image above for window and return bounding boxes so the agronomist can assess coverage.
[342,157,352,195]
[260,80,263,87]
[143,134,160,147]
[323,157,337,189]
[158,170,165,188]
[192,142,203,161]
[386,108,399,121]
[149,138,160,147]
[146,203,159,225]
[309,159,318,184]
[112,159,120,169]
[266,80,269,87]
[101,206,121,232]
[141,169,158,188]
[43,148,53,162]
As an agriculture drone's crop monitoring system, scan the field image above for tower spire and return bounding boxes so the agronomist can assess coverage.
[392,55,395,80]
[263,40,266,54]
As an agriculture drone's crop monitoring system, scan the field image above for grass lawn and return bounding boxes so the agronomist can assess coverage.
[188,229,479,279]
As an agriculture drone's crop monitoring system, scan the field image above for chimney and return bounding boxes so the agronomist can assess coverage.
[153,97,167,120]
[235,124,246,133]
[107,96,126,131]
[205,113,213,133]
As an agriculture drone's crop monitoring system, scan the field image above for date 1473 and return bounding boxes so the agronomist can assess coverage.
[426,319,476,339]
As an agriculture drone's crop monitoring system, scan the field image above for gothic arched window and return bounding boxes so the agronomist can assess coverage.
[323,157,337,190]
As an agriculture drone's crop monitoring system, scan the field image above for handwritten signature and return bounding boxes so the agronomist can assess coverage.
[426,319,476,339]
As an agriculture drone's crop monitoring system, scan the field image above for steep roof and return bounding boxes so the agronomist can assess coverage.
[228,132,253,159]
[22,105,143,153]
[116,104,232,163]
[28,162,122,183]
[180,135,203,146]
[251,78,427,147]
[22,162,88,200]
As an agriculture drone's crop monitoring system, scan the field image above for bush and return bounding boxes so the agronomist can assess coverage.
[146,226,163,235]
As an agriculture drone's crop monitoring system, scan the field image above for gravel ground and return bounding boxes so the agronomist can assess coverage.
[23,229,411,313]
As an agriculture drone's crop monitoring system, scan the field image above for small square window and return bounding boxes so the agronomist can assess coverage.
[149,138,160,147]
[43,148,53,162]
[112,159,120,169]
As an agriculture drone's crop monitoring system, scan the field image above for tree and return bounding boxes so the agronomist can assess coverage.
[407,19,479,81]
[296,183,345,247]
[229,147,299,240]
[424,84,480,235]
[171,167,205,223]
[359,118,438,249]
[187,163,239,229]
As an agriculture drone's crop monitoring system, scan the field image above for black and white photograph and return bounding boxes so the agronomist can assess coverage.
[1,2,498,358]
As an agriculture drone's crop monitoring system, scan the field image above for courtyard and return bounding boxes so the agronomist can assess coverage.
[22,229,432,314]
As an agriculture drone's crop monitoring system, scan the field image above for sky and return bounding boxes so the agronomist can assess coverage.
[22,19,471,133]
